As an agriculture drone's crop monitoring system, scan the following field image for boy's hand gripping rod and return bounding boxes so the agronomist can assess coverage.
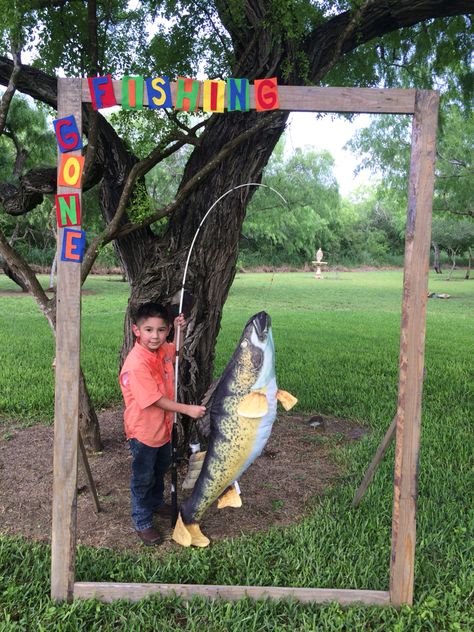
[171,183,287,527]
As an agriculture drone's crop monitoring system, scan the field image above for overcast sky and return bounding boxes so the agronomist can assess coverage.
[284,112,377,197]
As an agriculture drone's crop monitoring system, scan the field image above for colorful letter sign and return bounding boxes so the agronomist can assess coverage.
[146,76,173,109]
[53,115,82,152]
[88,75,117,110]
[122,75,144,110]
[203,80,225,113]
[254,78,279,111]
[86,73,279,111]
[55,194,81,227]
[58,155,85,188]
[227,78,250,111]
[61,228,86,263]
[174,77,201,111]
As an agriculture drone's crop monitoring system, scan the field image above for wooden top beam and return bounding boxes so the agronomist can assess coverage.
[80,80,417,114]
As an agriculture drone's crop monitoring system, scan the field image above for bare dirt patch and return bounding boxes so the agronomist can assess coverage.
[0,409,366,552]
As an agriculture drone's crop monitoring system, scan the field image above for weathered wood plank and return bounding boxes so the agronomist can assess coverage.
[78,433,101,514]
[352,415,397,508]
[81,80,416,113]
[51,77,83,603]
[390,90,439,608]
[74,582,391,606]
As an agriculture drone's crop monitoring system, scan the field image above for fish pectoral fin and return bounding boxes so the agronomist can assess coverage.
[276,390,298,411]
[217,485,242,509]
[237,391,268,418]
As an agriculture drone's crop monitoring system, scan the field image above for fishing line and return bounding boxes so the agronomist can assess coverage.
[262,268,276,313]
[170,182,288,525]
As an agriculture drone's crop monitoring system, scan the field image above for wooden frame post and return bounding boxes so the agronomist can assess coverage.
[50,82,439,607]
[390,90,439,607]
[51,77,83,602]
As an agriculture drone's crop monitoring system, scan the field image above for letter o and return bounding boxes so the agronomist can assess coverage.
[63,157,81,186]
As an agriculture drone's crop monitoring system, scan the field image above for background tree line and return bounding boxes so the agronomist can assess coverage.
[2,97,471,273]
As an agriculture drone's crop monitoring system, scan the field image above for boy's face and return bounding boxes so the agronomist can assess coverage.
[132,316,170,353]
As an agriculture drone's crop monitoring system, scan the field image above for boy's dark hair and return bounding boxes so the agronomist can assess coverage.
[132,302,171,326]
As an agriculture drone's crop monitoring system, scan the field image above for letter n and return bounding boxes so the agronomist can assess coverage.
[55,194,81,227]
[227,78,249,111]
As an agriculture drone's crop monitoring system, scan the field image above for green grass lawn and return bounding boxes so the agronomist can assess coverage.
[0,270,473,630]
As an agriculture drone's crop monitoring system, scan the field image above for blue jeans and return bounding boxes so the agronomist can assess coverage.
[129,438,171,531]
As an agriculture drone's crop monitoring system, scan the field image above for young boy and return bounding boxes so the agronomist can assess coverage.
[119,302,206,546]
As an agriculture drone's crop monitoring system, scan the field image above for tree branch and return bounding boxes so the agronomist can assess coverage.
[165,110,208,137]
[80,134,191,281]
[0,55,57,107]
[0,163,103,216]
[114,110,284,240]
[2,129,29,178]
[0,228,55,327]
[303,0,474,84]
[0,44,22,134]
[81,110,283,280]
[315,0,377,82]
[82,0,100,184]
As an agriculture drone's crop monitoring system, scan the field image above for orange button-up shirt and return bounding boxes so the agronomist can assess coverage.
[119,341,176,447]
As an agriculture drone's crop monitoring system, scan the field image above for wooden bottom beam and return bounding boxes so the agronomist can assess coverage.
[74,582,390,606]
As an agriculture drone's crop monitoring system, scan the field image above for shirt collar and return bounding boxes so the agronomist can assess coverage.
[134,340,165,361]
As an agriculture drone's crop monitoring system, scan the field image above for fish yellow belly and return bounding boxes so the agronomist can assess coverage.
[190,413,261,521]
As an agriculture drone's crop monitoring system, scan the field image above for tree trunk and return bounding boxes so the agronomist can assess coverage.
[48,252,57,290]
[432,241,442,273]
[2,258,29,290]
[448,249,456,280]
[79,369,103,452]
[118,111,288,440]
[465,248,471,280]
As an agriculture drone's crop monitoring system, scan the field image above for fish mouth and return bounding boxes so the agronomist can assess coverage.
[251,311,271,341]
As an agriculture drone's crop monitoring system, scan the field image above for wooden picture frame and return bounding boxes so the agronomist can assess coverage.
[51,77,439,607]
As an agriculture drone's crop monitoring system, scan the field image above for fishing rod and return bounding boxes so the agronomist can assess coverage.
[170,182,288,526]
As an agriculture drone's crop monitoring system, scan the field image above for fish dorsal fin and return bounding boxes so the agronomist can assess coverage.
[237,391,268,418]
[197,378,220,439]
[201,379,220,407]
[276,389,298,411]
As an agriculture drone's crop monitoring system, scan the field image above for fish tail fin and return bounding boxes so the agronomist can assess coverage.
[172,513,210,548]
[172,513,192,547]
[276,389,298,411]
[182,450,207,490]
[217,484,242,509]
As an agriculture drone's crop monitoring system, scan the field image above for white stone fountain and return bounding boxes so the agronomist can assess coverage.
[312,247,327,279]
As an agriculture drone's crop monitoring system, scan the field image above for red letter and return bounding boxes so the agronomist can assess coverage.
[254,78,279,111]
[88,75,117,110]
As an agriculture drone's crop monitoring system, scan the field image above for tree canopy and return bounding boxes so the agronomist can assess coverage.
[0,0,473,448]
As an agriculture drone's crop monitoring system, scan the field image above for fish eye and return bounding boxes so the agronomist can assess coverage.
[240,340,248,348]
